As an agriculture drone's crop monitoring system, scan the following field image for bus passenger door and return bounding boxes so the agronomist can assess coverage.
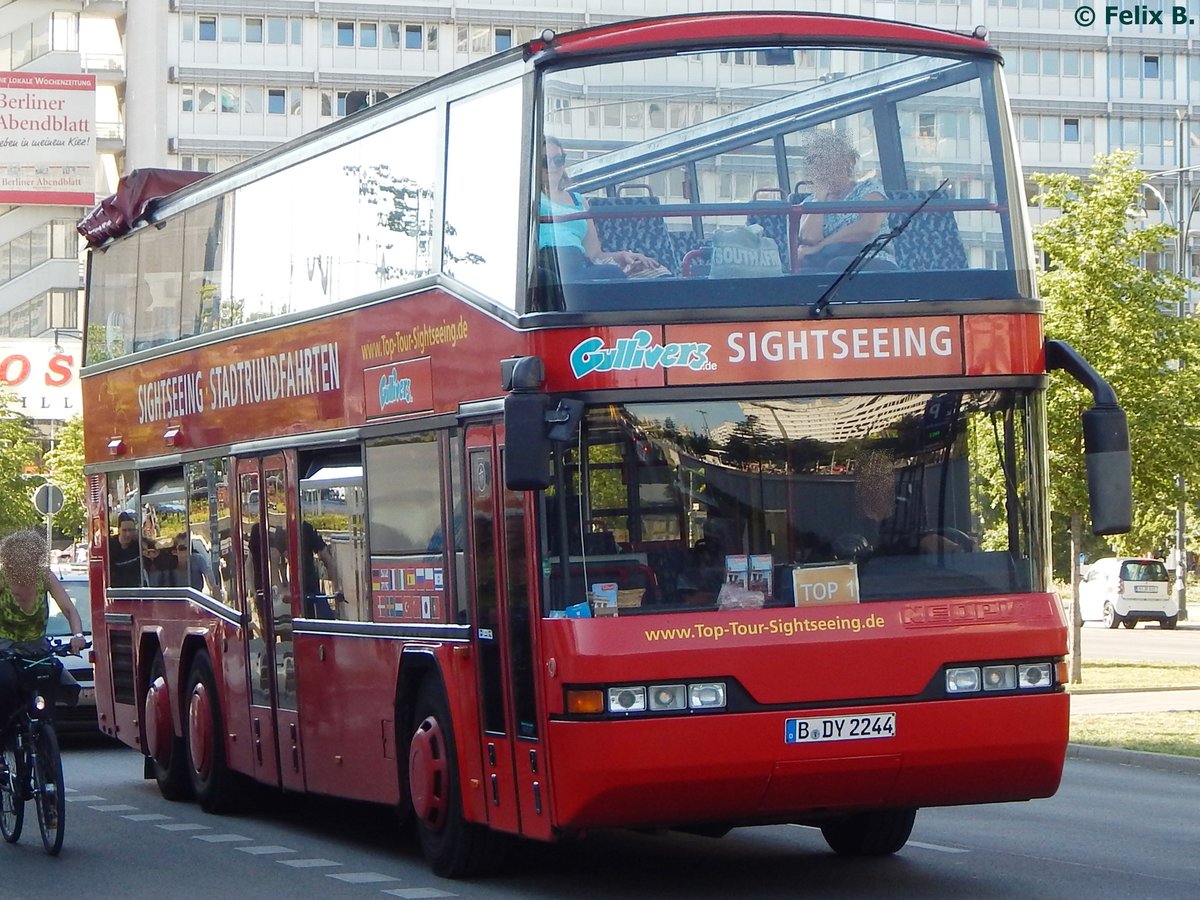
[236,453,303,790]
[465,425,548,838]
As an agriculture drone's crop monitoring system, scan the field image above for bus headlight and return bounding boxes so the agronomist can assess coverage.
[982,665,1017,691]
[688,682,726,709]
[607,686,646,713]
[648,684,687,711]
[946,667,981,693]
[1018,662,1053,688]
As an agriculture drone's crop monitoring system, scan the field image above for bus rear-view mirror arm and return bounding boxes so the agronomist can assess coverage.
[1045,339,1132,535]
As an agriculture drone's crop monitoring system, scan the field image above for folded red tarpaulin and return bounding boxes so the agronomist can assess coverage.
[77,168,209,247]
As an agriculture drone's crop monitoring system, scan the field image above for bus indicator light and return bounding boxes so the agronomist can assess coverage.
[946,667,981,693]
[688,683,726,709]
[648,684,687,711]
[566,689,604,714]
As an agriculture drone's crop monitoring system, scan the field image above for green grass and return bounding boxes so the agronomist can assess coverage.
[1070,712,1200,758]
[1071,660,1200,691]
[1068,659,1200,758]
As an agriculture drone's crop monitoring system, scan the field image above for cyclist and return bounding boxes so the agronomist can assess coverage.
[0,530,87,732]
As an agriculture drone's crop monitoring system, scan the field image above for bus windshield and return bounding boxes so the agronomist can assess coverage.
[540,390,1045,617]
[533,45,1030,313]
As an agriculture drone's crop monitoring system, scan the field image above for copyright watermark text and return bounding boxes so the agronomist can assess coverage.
[1074,6,1197,26]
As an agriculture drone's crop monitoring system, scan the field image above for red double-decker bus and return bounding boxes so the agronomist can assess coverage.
[78,13,1130,877]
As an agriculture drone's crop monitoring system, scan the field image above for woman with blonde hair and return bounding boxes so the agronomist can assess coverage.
[0,530,86,728]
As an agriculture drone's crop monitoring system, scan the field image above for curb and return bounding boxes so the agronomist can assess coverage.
[1068,685,1200,695]
[1067,743,1200,775]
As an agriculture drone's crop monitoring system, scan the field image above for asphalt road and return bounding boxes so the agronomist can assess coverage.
[1077,604,1200,665]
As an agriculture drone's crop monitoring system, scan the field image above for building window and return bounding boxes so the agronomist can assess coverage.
[245,18,263,43]
[198,16,216,42]
[918,113,936,139]
[292,20,303,44]
[406,24,422,49]
[495,28,512,52]
[267,17,286,44]
[1144,55,1160,79]
[1063,118,1080,142]
[268,89,285,115]
[360,23,377,49]
[426,25,438,50]
[220,87,239,114]
[337,22,355,48]
[181,86,193,113]
[221,16,240,42]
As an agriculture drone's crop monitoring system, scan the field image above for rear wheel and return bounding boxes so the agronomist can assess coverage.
[1161,615,1179,630]
[1102,602,1122,629]
[408,679,496,878]
[32,722,64,856]
[0,730,24,843]
[145,652,191,801]
[820,808,916,856]
[184,651,238,813]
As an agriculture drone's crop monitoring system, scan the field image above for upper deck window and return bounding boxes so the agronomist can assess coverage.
[531,45,1032,314]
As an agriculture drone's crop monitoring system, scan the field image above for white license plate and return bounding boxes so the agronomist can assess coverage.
[1133,585,1161,593]
[785,712,895,744]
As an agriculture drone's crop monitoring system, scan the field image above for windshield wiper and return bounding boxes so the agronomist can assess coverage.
[809,178,951,319]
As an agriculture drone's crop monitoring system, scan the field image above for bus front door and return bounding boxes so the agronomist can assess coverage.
[236,453,304,791]
[465,425,549,839]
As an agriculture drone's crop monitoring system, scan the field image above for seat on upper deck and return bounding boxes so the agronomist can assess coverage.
[886,190,968,271]
[588,188,680,274]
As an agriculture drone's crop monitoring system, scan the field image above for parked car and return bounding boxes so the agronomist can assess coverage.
[46,573,97,732]
[1078,557,1178,629]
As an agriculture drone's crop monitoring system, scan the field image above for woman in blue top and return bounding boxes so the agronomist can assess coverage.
[539,137,662,280]
[795,129,895,271]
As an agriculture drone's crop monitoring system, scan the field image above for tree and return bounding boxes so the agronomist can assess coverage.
[0,389,42,534]
[45,416,86,540]
[1033,151,1200,679]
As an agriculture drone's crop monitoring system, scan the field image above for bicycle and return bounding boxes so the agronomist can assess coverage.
[0,641,85,856]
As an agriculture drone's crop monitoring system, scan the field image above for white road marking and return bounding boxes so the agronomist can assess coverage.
[278,858,343,868]
[907,840,969,854]
[66,794,107,802]
[193,833,253,843]
[123,813,172,822]
[382,890,458,899]
[235,845,297,855]
[88,803,138,812]
[157,822,212,831]
[328,872,398,884]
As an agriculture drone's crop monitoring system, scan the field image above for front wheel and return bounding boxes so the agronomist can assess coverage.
[184,651,238,813]
[1102,602,1122,629]
[32,722,64,856]
[407,679,497,878]
[820,808,916,856]
[0,730,24,843]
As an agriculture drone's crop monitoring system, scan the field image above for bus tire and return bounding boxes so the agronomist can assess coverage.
[145,652,192,802]
[408,678,495,878]
[184,651,238,814]
[819,808,916,856]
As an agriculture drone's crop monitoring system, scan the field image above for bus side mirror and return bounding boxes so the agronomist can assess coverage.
[504,393,552,491]
[1082,405,1132,536]
[1045,340,1132,536]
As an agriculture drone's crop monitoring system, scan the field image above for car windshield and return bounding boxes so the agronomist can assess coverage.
[532,44,1030,313]
[47,579,92,636]
[539,389,1046,617]
[1121,561,1167,582]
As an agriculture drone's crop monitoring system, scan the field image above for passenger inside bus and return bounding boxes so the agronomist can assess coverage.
[108,511,141,588]
[794,130,895,271]
[538,136,666,281]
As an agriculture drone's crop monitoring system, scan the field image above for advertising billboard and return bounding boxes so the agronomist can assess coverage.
[0,71,96,206]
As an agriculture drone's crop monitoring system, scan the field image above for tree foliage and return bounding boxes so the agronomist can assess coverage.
[1033,152,1200,560]
[45,416,86,540]
[0,390,42,534]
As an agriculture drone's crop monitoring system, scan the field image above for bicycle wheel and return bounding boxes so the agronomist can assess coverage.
[31,722,64,855]
[0,729,24,843]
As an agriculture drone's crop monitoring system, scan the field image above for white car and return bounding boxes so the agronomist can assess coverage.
[1078,557,1178,630]
[47,573,98,732]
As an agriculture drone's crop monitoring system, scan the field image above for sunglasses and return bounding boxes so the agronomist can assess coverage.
[546,153,567,167]
[175,545,189,551]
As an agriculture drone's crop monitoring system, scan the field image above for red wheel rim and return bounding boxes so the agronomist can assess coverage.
[187,681,212,779]
[408,714,448,830]
[144,676,173,763]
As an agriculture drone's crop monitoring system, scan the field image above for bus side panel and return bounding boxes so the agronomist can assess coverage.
[441,643,490,827]
[293,632,404,803]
